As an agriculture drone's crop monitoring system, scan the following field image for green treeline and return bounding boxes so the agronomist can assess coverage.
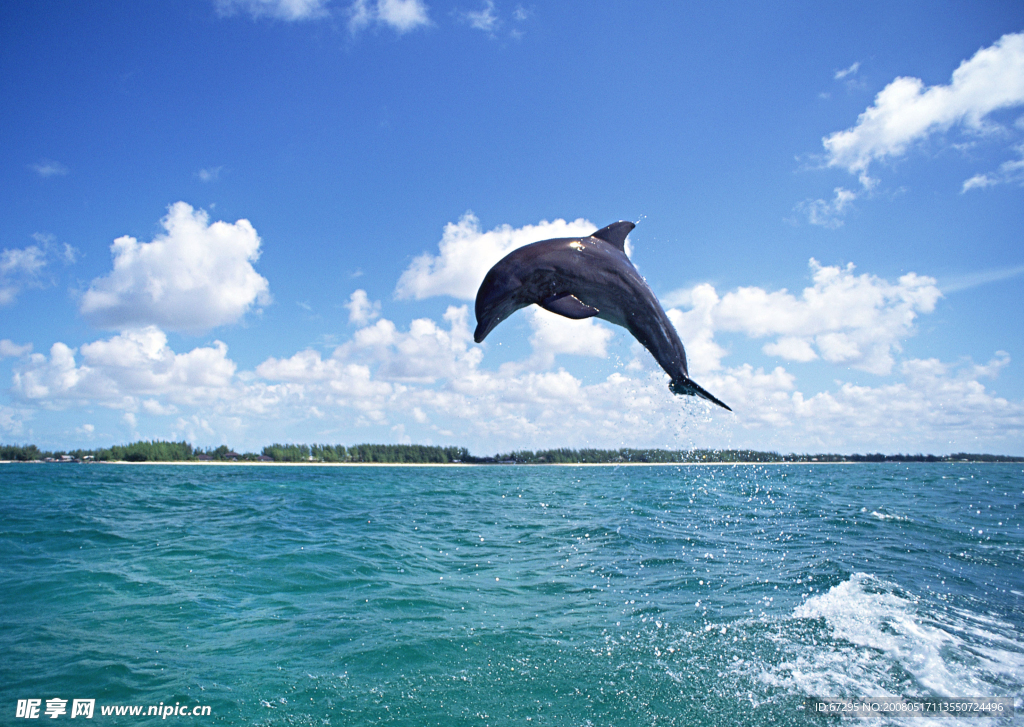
[487,448,788,464]
[102,440,195,462]
[1,440,1022,464]
[490,449,1024,464]
[1,444,44,461]
[2,440,240,463]
[261,443,470,463]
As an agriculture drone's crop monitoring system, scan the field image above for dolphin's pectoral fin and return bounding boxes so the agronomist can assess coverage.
[540,293,600,320]
[591,221,635,252]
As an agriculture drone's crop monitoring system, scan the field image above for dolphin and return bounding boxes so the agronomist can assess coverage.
[473,221,731,411]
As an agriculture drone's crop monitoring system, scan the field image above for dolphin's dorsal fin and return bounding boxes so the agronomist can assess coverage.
[540,293,599,320]
[591,221,635,251]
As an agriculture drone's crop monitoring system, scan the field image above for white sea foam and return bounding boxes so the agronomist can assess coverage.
[753,573,1024,721]
[793,574,962,694]
[870,510,910,522]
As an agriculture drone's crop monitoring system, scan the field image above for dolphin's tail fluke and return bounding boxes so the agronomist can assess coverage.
[669,377,732,411]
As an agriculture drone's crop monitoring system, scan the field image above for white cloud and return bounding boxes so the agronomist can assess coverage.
[463,0,498,33]
[0,406,27,436]
[1,245,46,277]
[197,165,224,182]
[348,0,429,34]
[0,235,80,306]
[6,219,1020,454]
[699,354,1024,452]
[250,345,1024,452]
[79,202,271,332]
[961,141,1024,191]
[0,245,47,306]
[796,187,858,228]
[12,327,237,409]
[961,172,997,191]
[29,160,68,178]
[823,31,1024,186]
[834,61,861,80]
[60,242,79,264]
[762,336,818,362]
[0,340,33,358]
[526,307,615,368]
[215,0,329,20]
[345,289,381,326]
[940,264,1024,293]
[143,399,178,416]
[377,0,429,31]
[172,415,217,443]
[394,211,597,301]
[796,354,1019,446]
[339,304,482,383]
[665,259,941,376]
[28,232,78,266]
[9,315,1023,454]
[664,285,729,377]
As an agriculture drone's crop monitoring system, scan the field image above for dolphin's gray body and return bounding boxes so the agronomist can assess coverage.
[473,221,731,411]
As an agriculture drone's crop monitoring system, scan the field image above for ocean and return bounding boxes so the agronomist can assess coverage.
[1,463,1022,725]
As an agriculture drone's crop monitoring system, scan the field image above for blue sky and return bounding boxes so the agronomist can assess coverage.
[2,0,1023,454]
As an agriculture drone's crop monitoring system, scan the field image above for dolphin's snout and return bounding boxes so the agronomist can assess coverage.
[473,319,491,343]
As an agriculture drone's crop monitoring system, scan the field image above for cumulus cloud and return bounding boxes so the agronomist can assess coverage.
[774,353,1020,450]
[342,305,481,383]
[231,345,1024,453]
[0,340,33,358]
[12,327,237,409]
[761,336,818,362]
[254,316,669,447]
[823,31,1024,187]
[215,0,329,20]
[395,212,598,300]
[79,202,271,333]
[689,353,1023,452]
[6,211,1019,453]
[345,289,381,326]
[10,314,1023,453]
[664,285,729,378]
[525,307,615,369]
[665,259,941,375]
[348,0,430,34]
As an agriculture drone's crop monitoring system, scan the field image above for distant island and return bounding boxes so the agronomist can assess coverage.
[1,441,1022,464]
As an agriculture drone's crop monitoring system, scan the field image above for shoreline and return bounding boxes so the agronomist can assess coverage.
[1,459,1007,467]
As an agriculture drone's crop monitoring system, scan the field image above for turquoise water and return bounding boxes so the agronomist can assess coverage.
[1,463,1022,725]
